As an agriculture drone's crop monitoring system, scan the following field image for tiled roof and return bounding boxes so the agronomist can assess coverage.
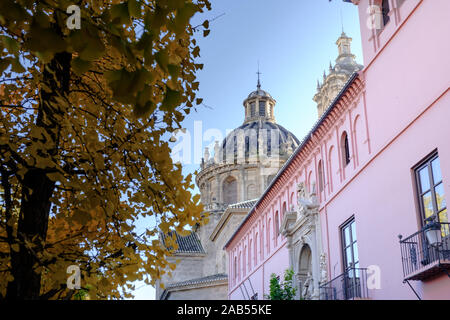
[166,273,228,290]
[228,199,259,209]
[161,231,205,254]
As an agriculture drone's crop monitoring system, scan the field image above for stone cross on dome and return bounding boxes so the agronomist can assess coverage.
[256,62,262,90]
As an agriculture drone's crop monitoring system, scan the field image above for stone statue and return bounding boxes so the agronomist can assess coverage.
[302,272,313,300]
[319,253,328,284]
[297,182,318,213]
[297,182,306,200]
[214,140,220,163]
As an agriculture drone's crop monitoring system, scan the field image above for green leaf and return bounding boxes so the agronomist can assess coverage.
[1,36,19,55]
[78,27,105,61]
[161,88,182,111]
[72,57,92,75]
[134,100,156,118]
[0,58,11,75]
[25,23,67,55]
[155,49,169,72]
[128,0,141,18]
[11,58,25,73]
[111,3,130,25]
[173,3,197,34]
[167,64,180,79]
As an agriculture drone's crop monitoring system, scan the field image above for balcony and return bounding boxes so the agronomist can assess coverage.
[319,268,369,300]
[399,222,450,281]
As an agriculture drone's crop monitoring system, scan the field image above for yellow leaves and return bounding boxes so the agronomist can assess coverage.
[68,27,105,62]
[72,58,92,76]
[1,36,19,55]
[128,0,142,19]
[25,21,67,62]
[110,2,131,26]
[35,156,55,170]
[0,58,11,75]
[159,221,170,234]
[29,126,45,140]
[192,194,201,204]
[99,278,109,289]
[11,243,19,252]
[0,0,30,27]
[155,49,170,73]
[71,209,93,225]
[172,2,198,34]
[10,57,25,73]
[161,88,182,112]
[46,171,66,183]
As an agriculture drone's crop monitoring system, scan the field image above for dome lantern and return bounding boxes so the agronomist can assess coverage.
[243,73,277,124]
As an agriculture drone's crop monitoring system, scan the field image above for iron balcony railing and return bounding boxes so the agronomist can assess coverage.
[399,222,450,281]
[319,267,369,300]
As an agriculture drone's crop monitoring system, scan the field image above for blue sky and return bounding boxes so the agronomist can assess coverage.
[132,0,363,300]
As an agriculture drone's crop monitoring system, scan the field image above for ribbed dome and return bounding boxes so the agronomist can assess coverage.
[220,120,299,161]
[247,89,272,99]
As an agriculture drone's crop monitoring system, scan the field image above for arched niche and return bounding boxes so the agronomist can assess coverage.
[222,175,238,204]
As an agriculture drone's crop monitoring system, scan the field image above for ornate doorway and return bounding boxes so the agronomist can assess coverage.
[298,244,313,299]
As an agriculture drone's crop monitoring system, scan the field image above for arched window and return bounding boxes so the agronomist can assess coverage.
[282,202,287,221]
[223,176,238,204]
[275,211,280,238]
[308,171,313,193]
[254,233,258,265]
[329,146,335,192]
[243,246,247,276]
[290,192,295,210]
[318,160,324,192]
[233,256,237,284]
[259,101,266,116]
[261,224,264,260]
[353,115,363,165]
[250,102,256,117]
[267,218,271,253]
[247,184,257,200]
[248,239,252,270]
[238,252,241,281]
[341,132,351,167]
[382,0,390,26]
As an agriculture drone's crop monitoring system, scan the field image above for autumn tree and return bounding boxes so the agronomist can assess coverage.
[0,0,211,299]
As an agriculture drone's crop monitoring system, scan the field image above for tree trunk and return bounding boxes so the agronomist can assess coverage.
[6,50,71,299]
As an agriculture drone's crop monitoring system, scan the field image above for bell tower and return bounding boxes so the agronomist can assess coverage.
[313,32,363,118]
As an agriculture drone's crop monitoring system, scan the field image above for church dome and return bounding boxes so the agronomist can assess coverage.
[247,89,272,99]
[219,120,299,162]
[200,79,300,169]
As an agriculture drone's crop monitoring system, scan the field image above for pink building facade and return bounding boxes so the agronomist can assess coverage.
[225,0,450,300]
